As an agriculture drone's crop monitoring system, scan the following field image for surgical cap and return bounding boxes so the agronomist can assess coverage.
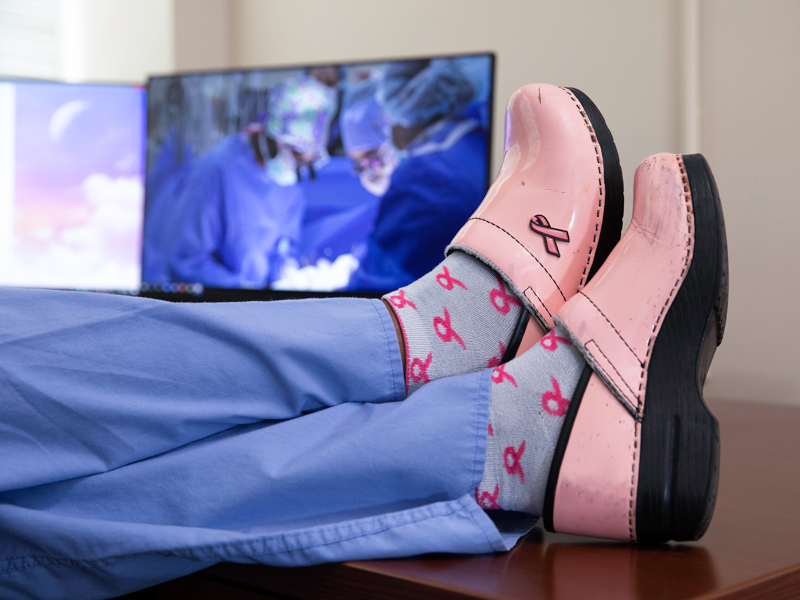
[267,75,338,154]
[451,55,492,103]
[341,82,390,154]
[378,59,475,128]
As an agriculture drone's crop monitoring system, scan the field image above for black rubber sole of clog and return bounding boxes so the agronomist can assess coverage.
[567,87,624,284]
[501,87,624,362]
[543,153,728,542]
[635,153,728,543]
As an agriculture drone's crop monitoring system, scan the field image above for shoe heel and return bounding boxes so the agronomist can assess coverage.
[544,364,641,541]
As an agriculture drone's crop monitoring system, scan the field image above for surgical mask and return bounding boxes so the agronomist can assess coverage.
[267,145,299,186]
[268,144,332,186]
[355,143,397,196]
[360,169,392,196]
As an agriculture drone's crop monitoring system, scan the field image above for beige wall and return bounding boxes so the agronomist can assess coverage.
[174,0,230,71]
[60,0,174,83]
[61,0,228,80]
[699,1,800,404]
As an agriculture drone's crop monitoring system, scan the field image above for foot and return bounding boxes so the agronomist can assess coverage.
[447,85,623,335]
[385,251,526,394]
[384,84,624,394]
[476,326,586,514]
[543,153,728,543]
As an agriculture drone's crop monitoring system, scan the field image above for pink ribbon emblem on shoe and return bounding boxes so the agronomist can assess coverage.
[491,364,517,387]
[504,441,526,483]
[433,307,466,349]
[436,266,467,291]
[475,484,501,509]
[530,214,570,257]
[490,275,522,315]
[542,376,570,416]
[409,352,432,384]
[539,330,572,352]
[388,289,416,310]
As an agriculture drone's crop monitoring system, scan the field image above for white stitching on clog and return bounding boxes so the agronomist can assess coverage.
[627,154,696,542]
[560,87,605,289]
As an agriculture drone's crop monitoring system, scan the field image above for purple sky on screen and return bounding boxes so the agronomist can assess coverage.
[15,82,145,204]
[6,82,146,290]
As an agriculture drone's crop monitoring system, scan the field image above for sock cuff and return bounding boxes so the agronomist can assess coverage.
[384,251,524,395]
[381,295,412,394]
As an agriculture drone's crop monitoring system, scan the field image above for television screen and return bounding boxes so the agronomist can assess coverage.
[0,80,145,292]
[143,53,494,297]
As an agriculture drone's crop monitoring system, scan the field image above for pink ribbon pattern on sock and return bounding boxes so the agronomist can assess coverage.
[433,307,466,349]
[540,329,572,351]
[475,484,502,509]
[436,266,467,291]
[389,289,417,310]
[409,352,432,384]
[542,375,570,416]
[487,341,506,368]
[504,440,526,483]
[491,364,517,387]
[490,275,522,315]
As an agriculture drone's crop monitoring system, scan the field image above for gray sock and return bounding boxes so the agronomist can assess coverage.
[383,251,525,394]
[476,326,585,515]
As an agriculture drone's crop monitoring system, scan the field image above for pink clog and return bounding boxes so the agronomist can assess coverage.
[447,84,623,359]
[544,153,728,543]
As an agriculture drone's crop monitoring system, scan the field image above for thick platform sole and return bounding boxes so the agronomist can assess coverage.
[543,153,728,542]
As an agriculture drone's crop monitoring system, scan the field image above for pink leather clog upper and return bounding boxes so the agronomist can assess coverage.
[555,153,695,417]
[551,154,696,542]
[447,84,609,334]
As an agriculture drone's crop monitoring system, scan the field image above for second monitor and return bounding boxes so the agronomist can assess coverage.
[143,53,494,297]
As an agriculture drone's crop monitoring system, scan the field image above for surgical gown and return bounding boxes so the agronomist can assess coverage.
[166,134,305,288]
[0,288,536,599]
[347,117,487,291]
[297,156,380,266]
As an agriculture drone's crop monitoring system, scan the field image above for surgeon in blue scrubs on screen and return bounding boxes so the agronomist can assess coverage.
[163,76,339,289]
[266,75,382,290]
[346,58,489,292]
[340,80,397,197]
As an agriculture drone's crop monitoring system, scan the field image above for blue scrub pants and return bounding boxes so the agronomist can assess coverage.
[0,288,536,600]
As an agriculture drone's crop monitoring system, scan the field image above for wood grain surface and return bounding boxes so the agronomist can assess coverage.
[159,400,800,599]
